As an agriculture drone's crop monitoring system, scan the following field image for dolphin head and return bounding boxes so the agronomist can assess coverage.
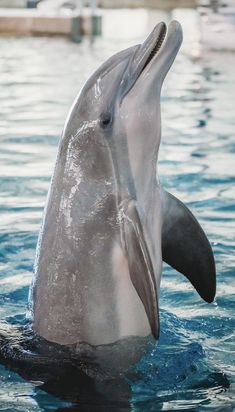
[62,21,182,202]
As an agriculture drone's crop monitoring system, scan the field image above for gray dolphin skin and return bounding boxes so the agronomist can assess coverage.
[28,21,216,351]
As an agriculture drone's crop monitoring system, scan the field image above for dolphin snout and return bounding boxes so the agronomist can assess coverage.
[121,21,182,100]
[123,20,183,97]
[136,20,182,76]
[130,21,167,78]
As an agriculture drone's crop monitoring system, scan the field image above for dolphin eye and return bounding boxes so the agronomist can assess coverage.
[100,112,112,128]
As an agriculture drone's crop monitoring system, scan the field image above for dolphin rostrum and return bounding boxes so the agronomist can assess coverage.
[27,21,216,351]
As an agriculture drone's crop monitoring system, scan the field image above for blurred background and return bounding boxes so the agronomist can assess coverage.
[0,0,234,411]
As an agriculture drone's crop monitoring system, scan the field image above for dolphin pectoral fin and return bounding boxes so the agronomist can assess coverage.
[161,189,216,303]
[122,200,159,339]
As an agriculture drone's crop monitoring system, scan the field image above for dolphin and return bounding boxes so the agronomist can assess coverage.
[26,20,216,352]
[0,19,216,408]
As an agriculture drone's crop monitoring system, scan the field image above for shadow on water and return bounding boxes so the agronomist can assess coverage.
[0,322,132,411]
[0,310,231,412]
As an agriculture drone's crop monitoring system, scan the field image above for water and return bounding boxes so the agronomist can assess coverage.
[0,7,234,412]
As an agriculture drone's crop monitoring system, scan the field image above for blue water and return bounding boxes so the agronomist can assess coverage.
[0,7,234,412]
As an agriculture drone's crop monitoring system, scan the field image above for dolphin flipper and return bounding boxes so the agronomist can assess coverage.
[161,189,216,303]
[122,200,159,339]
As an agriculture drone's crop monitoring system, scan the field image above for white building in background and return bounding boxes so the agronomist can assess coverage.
[0,0,26,6]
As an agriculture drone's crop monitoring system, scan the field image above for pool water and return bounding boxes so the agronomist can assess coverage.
[0,7,234,412]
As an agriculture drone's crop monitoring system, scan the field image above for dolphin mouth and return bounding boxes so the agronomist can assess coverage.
[122,21,182,98]
[129,21,182,83]
[131,21,168,81]
[140,23,167,74]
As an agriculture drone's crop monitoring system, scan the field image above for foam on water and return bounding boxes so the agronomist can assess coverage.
[0,7,234,412]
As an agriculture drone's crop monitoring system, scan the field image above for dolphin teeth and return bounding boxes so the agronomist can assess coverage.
[142,24,167,71]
